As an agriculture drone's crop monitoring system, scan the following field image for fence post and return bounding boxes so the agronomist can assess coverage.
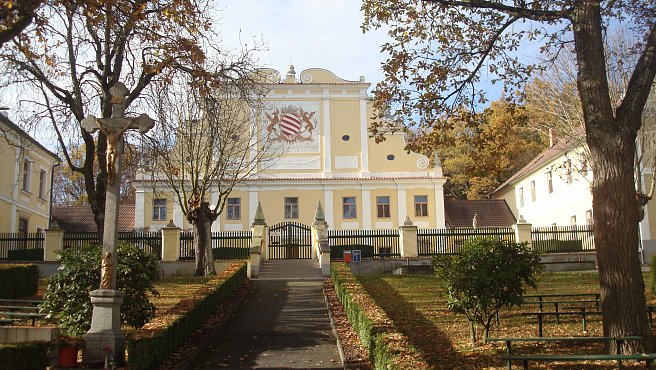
[513,216,533,248]
[44,222,65,261]
[161,220,181,262]
[248,202,268,278]
[312,202,331,277]
[399,217,419,258]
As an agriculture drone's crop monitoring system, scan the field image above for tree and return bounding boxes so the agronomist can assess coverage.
[0,0,42,47]
[0,0,227,241]
[434,239,542,345]
[439,100,546,199]
[362,0,656,352]
[144,69,276,276]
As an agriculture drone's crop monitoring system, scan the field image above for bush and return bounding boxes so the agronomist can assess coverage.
[434,238,543,344]
[127,262,247,370]
[0,342,50,370]
[40,243,159,337]
[0,264,39,299]
[650,254,656,294]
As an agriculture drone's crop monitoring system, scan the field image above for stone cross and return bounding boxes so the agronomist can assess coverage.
[82,82,154,367]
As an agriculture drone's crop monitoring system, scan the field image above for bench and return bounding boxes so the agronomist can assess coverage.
[0,311,47,326]
[521,308,602,337]
[520,299,601,323]
[487,336,653,370]
[0,300,46,326]
[523,293,600,310]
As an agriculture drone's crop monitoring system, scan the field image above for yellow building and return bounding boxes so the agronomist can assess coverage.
[0,112,59,233]
[133,67,446,231]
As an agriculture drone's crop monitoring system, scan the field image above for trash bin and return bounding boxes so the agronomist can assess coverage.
[343,250,352,263]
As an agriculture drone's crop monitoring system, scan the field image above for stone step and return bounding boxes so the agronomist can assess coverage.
[255,259,323,280]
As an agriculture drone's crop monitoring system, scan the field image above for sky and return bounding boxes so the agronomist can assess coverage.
[214,0,389,90]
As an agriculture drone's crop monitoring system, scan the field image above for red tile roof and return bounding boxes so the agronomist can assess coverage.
[444,199,516,228]
[51,205,135,232]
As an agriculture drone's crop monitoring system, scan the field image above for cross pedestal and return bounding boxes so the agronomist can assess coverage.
[81,82,154,367]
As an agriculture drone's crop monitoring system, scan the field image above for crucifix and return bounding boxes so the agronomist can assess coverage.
[81,82,154,367]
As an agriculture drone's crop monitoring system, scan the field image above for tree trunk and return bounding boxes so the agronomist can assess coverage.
[188,202,217,277]
[572,1,652,353]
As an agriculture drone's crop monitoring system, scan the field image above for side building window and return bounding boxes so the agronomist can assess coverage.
[518,187,524,207]
[530,180,536,202]
[226,197,241,220]
[415,195,428,217]
[284,197,299,219]
[18,218,28,234]
[547,171,553,193]
[153,198,167,221]
[39,169,47,199]
[22,159,31,192]
[343,197,357,219]
[586,210,594,225]
[376,196,390,218]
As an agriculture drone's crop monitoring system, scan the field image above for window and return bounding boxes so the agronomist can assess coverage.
[38,169,47,199]
[226,197,241,220]
[586,210,594,225]
[342,197,357,219]
[414,195,429,217]
[18,218,28,234]
[581,160,588,177]
[284,197,299,219]
[376,196,390,218]
[547,171,553,193]
[570,215,577,226]
[530,181,536,202]
[22,159,31,192]
[519,187,524,207]
[152,198,167,221]
[565,160,573,184]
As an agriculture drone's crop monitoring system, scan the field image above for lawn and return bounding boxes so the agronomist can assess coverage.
[357,272,656,369]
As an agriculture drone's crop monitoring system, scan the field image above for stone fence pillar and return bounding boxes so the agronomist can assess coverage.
[248,202,267,278]
[161,221,181,262]
[312,202,331,276]
[44,224,65,261]
[513,216,533,248]
[399,217,418,258]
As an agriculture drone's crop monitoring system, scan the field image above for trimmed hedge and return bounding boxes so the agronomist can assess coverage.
[126,262,247,370]
[532,240,583,253]
[7,248,44,261]
[331,263,430,369]
[0,342,50,370]
[0,264,39,299]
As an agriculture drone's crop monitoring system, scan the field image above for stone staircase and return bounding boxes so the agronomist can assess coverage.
[255,259,324,280]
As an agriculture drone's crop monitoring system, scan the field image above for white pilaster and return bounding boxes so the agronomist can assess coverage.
[322,96,332,177]
[359,98,369,176]
[135,190,145,229]
[10,146,20,232]
[249,191,259,224]
[362,189,372,229]
[211,190,221,232]
[397,188,407,226]
[324,190,334,227]
[434,183,446,228]
[174,200,184,230]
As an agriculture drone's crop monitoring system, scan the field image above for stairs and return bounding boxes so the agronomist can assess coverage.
[255,259,324,280]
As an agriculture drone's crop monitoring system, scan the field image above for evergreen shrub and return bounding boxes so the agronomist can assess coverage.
[0,264,39,299]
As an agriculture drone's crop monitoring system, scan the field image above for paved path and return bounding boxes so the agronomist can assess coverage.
[192,260,342,369]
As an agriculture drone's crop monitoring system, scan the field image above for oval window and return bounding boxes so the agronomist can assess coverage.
[387,154,395,160]
[342,135,350,141]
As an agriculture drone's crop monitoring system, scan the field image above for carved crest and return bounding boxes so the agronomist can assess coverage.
[265,105,317,143]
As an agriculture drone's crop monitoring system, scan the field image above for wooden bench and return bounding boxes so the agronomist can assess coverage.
[0,299,46,326]
[523,293,600,310]
[487,336,653,370]
[521,308,602,337]
[0,311,47,326]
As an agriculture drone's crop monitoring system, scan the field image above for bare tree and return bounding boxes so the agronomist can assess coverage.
[144,68,278,276]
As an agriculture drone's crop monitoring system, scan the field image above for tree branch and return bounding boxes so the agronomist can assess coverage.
[423,0,571,21]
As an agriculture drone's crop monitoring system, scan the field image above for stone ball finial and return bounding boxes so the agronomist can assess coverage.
[286,65,296,78]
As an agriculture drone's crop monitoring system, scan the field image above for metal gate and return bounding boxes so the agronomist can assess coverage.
[268,222,312,259]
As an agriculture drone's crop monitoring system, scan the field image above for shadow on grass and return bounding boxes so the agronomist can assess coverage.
[359,276,502,369]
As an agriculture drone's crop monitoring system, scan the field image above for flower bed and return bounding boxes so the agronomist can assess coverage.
[127,262,247,370]
[331,263,429,369]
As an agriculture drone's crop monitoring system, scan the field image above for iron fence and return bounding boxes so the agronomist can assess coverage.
[531,225,595,253]
[63,231,162,260]
[180,231,252,260]
[328,229,400,258]
[417,227,516,256]
[0,233,44,260]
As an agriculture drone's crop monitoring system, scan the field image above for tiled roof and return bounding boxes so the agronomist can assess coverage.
[491,138,576,197]
[444,199,516,228]
[51,205,135,232]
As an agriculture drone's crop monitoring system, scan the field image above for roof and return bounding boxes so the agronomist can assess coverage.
[444,199,516,228]
[491,137,577,197]
[51,204,135,232]
[0,113,59,160]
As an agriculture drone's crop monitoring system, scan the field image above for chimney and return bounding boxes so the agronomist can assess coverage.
[549,128,556,147]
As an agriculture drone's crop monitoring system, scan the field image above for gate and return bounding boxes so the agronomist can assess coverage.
[268,222,312,259]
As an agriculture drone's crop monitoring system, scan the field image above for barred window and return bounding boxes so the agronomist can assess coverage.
[153,198,167,221]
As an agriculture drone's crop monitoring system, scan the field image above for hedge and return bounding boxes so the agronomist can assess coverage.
[331,263,430,369]
[126,262,247,370]
[0,264,39,299]
[0,342,50,370]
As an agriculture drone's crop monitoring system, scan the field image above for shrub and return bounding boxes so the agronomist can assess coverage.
[40,243,159,337]
[434,238,543,344]
[0,342,50,370]
[650,254,656,294]
[0,264,39,299]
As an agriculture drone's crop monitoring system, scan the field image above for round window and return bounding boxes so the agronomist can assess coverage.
[387,154,395,160]
[342,135,350,141]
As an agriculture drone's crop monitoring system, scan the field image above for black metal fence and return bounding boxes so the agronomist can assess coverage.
[63,231,162,260]
[180,231,252,260]
[417,227,517,256]
[531,225,595,253]
[0,233,44,260]
[328,229,400,258]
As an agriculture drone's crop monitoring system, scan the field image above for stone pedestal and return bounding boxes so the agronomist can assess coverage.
[83,289,125,367]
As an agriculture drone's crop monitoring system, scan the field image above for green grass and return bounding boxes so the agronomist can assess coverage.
[357,272,656,369]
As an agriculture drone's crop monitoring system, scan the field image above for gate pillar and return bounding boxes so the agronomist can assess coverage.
[249,202,268,278]
[312,202,331,276]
